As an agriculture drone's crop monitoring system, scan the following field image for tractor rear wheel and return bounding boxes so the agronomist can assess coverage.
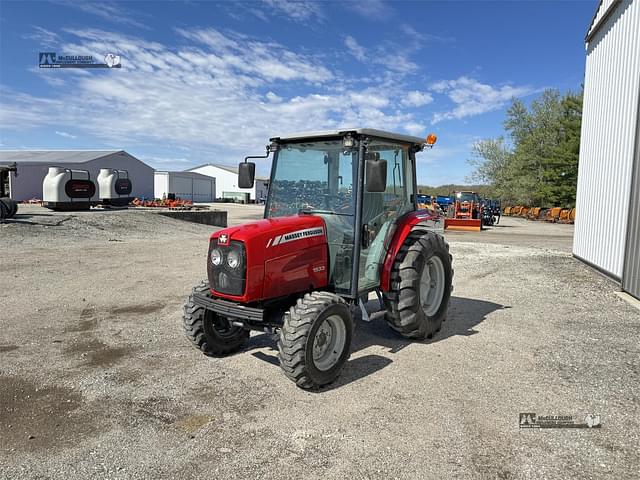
[383,230,453,339]
[278,292,353,389]
[183,281,249,356]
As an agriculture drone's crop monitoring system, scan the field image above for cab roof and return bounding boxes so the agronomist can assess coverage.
[270,128,426,146]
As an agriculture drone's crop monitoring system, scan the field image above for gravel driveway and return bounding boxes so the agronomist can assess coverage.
[1,206,638,479]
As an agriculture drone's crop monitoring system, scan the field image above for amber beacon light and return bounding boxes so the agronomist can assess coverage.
[425,133,437,146]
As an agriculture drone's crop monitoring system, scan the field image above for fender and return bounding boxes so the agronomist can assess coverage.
[379,210,444,292]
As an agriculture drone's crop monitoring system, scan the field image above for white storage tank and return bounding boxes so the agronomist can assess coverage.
[98,168,133,206]
[42,167,97,211]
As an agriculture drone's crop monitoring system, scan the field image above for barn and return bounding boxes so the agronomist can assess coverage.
[573,0,640,299]
[187,163,269,203]
[0,150,154,201]
[154,171,216,203]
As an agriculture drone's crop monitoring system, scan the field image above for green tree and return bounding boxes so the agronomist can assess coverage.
[467,88,582,207]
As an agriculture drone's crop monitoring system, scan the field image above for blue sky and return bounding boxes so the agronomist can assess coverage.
[0,0,595,185]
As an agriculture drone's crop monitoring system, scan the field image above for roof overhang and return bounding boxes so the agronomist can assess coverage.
[585,0,621,43]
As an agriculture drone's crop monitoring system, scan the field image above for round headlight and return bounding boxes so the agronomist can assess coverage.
[227,249,241,269]
[210,248,222,266]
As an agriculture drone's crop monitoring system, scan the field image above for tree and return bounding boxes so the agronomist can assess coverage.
[466,88,582,207]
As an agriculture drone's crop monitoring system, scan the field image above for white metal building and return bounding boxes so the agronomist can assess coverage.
[154,171,216,203]
[574,0,640,299]
[187,163,269,202]
[0,150,154,201]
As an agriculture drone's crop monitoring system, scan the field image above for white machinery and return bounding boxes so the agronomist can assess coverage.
[42,167,97,211]
[97,168,133,206]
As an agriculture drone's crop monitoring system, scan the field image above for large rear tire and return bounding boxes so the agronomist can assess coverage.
[183,281,249,356]
[278,292,353,389]
[383,230,453,339]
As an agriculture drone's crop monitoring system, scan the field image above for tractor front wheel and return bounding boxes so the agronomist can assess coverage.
[278,292,353,389]
[183,281,249,356]
[383,231,453,339]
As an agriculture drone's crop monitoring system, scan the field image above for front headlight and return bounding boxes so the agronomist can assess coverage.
[227,249,241,269]
[210,248,223,266]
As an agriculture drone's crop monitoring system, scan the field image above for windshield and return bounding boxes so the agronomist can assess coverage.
[266,140,357,218]
[457,192,478,203]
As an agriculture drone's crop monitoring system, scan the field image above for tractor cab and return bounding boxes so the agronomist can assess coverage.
[183,129,453,389]
[264,130,423,297]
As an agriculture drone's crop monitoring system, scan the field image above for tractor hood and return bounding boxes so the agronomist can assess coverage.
[210,214,326,260]
[208,214,329,303]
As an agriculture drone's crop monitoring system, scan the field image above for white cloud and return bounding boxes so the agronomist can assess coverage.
[399,25,455,45]
[345,0,393,20]
[260,0,325,22]
[404,122,426,136]
[344,36,366,62]
[55,131,77,139]
[265,91,283,103]
[54,1,150,29]
[23,26,61,47]
[343,35,417,74]
[1,28,426,169]
[144,156,195,167]
[430,76,535,123]
[401,91,433,107]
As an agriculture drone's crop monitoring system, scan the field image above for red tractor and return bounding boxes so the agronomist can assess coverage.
[183,129,453,389]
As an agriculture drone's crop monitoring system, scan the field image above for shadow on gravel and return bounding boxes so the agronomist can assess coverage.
[1,215,72,226]
[248,296,506,389]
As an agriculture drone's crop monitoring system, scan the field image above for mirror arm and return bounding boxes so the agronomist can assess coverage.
[243,142,279,163]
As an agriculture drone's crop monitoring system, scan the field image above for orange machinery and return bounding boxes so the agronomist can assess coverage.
[444,191,482,231]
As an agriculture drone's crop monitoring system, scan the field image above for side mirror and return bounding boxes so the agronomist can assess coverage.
[238,162,255,188]
[366,158,387,192]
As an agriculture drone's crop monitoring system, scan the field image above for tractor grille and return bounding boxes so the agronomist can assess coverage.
[207,239,246,296]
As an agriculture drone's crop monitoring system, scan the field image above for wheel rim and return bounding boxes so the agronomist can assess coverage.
[420,255,446,317]
[312,314,346,371]
[204,311,244,339]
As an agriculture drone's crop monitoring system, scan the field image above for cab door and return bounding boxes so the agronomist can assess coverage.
[357,141,415,293]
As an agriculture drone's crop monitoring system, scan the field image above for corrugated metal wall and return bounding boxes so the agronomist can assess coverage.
[622,89,640,299]
[590,0,619,32]
[574,0,640,279]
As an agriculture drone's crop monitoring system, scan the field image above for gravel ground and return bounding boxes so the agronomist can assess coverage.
[1,205,638,479]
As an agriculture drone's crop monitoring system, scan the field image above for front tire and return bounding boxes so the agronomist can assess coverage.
[183,281,249,356]
[278,292,353,389]
[383,230,453,339]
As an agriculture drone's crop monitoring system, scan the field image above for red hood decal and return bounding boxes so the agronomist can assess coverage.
[210,214,326,260]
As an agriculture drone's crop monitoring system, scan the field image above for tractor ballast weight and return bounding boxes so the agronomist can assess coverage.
[183,129,453,389]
